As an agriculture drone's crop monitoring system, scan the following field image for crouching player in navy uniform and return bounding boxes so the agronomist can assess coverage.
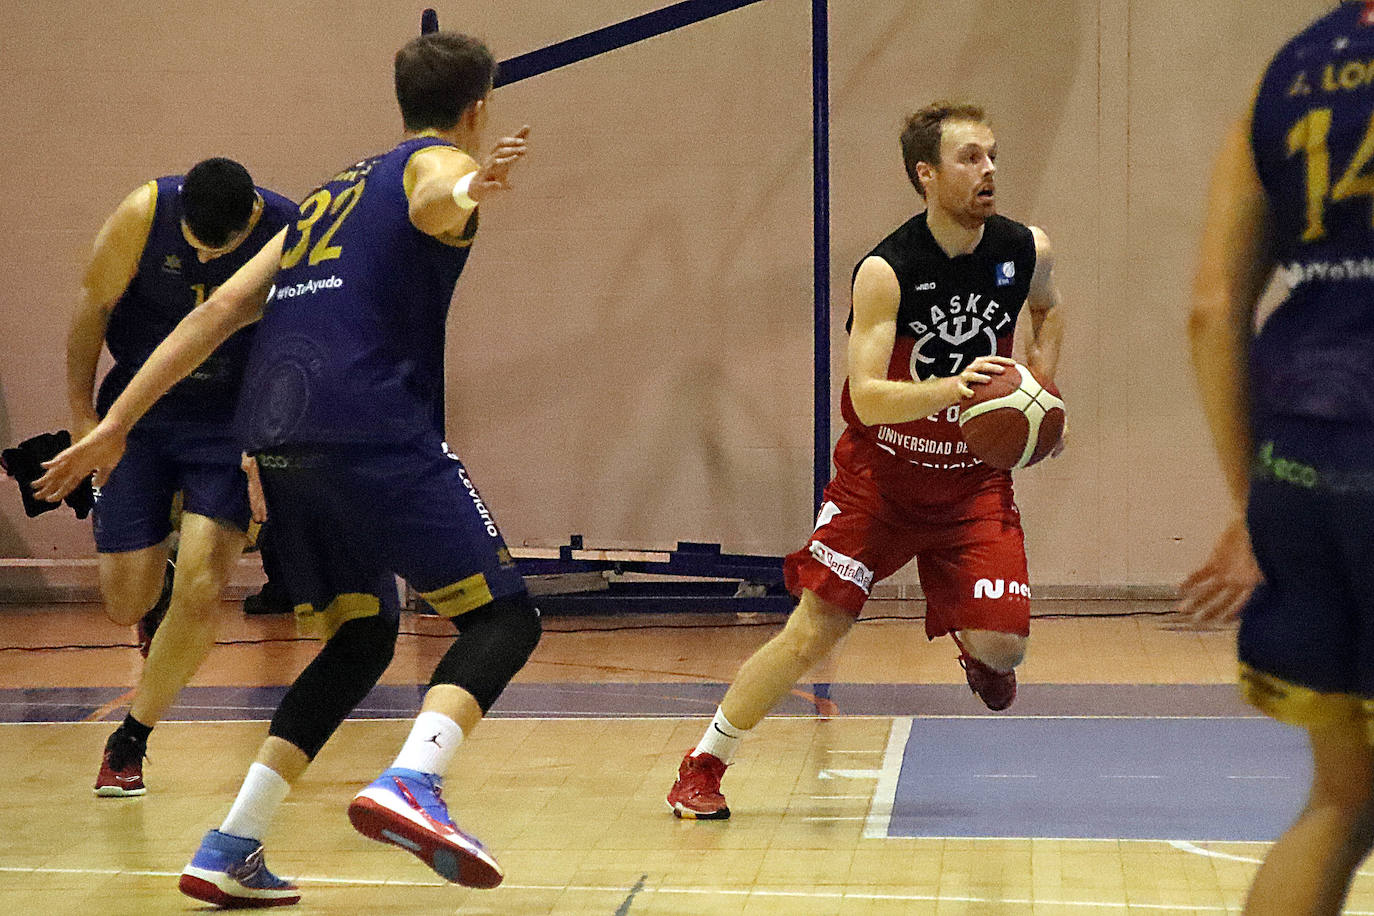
[68,159,295,797]
[1182,3,1374,913]
[39,31,536,906]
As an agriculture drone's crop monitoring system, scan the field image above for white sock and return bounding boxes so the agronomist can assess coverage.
[219,763,290,842]
[390,711,464,776]
[693,707,749,765]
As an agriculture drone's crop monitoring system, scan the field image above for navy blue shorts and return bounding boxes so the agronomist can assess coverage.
[256,439,526,638]
[92,423,250,553]
[1238,416,1374,733]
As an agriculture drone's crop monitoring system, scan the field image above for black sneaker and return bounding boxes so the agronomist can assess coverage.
[244,581,292,615]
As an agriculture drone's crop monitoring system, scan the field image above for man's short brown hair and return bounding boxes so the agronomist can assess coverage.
[394,32,497,132]
[900,102,988,198]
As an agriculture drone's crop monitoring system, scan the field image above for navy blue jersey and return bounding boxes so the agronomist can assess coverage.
[98,177,296,426]
[237,137,478,450]
[1250,1,1374,423]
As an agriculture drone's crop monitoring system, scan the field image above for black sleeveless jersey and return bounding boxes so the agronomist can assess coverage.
[840,211,1037,470]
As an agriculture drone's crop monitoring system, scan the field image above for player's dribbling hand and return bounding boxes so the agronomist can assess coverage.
[955,355,1016,398]
[1176,517,1262,628]
[469,126,531,202]
[32,419,127,501]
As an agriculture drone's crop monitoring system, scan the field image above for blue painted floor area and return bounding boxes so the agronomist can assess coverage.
[888,717,1310,842]
[0,682,1259,722]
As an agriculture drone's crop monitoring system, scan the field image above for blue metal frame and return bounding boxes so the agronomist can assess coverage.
[811,0,831,517]
[486,0,830,592]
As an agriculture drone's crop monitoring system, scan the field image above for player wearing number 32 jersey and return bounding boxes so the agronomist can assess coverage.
[667,102,1065,820]
[35,30,537,906]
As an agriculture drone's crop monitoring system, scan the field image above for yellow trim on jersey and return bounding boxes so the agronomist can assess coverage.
[420,572,494,618]
[140,180,159,242]
[439,210,478,248]
[1239,662,1370,733]
[294,592,380,640]
[402,143,478,248]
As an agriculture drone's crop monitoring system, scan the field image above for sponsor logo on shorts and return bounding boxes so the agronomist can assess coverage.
[808,540,873,592]
[973,578,1030,600]
[457,466,499,538]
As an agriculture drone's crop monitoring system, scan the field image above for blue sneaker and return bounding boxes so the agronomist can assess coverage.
[348,767,503,889]
[178,829,300,908]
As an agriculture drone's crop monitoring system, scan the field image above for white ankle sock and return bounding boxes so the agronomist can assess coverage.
[390,711,464,776]
[694,707,749,765]
[219,763,290,842]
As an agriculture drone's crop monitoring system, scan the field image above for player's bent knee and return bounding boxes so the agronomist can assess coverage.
[429,590,541,713]
[960,630,1027,672]
[780,593,854,668]
[102,580,164,625]
[168,571,231,620]
[268,613,398,759]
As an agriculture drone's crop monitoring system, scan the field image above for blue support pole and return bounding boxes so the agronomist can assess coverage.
[812,0,831,514]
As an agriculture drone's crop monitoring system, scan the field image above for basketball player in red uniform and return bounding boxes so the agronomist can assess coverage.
[668,102,1065,818]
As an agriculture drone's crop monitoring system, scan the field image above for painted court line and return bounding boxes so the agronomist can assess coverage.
[863,715,911,839]
[0,865,1309,912]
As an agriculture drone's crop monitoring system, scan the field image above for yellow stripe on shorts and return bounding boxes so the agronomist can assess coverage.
[1239,663,1369,734]
[294,593,381,640]
[420,573,493,618]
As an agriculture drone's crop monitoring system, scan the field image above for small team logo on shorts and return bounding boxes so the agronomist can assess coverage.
[973,578,1030,600]
[809,540,873,592]
[996,261,1016,287]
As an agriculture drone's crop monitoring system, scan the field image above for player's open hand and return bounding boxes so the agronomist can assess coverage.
[32,420,127,501]
[955,355,1016,398]
[1177,517,1262,628]
[469,126,531,202]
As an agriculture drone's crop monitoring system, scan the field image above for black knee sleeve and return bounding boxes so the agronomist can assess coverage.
[269,613,398,759]
[429,590,541,712]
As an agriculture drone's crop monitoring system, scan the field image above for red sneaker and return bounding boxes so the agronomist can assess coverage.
[94,729,146,797]
[955,642,1018,711]
[666,751,730,820]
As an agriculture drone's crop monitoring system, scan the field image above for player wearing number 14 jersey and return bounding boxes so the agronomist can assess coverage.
[668,102,1066,819]
[1181,3,1374,912]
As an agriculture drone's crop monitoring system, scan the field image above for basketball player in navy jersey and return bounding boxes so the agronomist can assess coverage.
[668,102,1065,819]
[1181,4,1374,913]
[38,32,534,906]
[67,159,295,798]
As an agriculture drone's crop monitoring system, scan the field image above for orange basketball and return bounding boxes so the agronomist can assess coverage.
[957,361,1065,470]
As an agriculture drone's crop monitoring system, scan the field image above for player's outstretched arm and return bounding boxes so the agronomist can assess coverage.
[847,256,1012,426]
[67,183,155,440]
[34,229,286,501]
[406,126,531,238]
[1025,226,1064,386]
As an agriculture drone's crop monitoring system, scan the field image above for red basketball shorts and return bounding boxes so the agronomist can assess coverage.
[783,435,1031,639]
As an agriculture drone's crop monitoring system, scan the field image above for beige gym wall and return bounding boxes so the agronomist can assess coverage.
[0,1,1331,590]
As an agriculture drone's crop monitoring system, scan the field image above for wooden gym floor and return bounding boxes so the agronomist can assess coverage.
[1,599,1368,915]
